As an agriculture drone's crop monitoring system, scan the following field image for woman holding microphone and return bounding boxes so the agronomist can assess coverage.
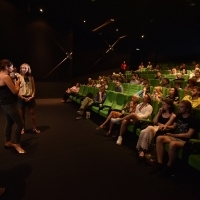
[0,59,25,153]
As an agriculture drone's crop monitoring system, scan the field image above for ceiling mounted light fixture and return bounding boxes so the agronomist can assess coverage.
[39,8,43,12]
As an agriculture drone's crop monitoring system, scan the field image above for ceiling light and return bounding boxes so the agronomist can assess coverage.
[136,48,140,51]
[141,35,144,38]
[39,8,43,12]
[116,29,118,32]
[110,19,115,21]
[83,20,86,23]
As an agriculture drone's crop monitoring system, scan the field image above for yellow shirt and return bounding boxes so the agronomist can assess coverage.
[182,95,200,108]
[19,75,33,96]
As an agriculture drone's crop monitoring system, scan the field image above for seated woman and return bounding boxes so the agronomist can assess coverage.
[61,82,80,103]
[135,83,150,98]
[136,99,176,158]
[96,95,140,134]
[114,94,153,145]
[164,87,179,104]
[151,86,163,102]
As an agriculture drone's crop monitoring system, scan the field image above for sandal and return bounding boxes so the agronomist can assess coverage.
[4,141,14,149]
[96,126,105,130]
[33,128,41,133]
[13,144,26,154]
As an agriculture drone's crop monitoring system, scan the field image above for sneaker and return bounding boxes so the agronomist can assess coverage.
[158,165,172,177]
[116,136,122,145]
[148,162,164,174]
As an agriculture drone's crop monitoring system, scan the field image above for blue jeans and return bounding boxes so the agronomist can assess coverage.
[1,103,24,143]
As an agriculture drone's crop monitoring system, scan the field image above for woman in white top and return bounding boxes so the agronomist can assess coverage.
[116,94,153,145]
[18,63,40,134]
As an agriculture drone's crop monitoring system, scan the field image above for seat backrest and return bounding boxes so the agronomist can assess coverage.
[121,83,130,94]
[111,93,126,111]
[102,91,116,107]
[128,84,140,95]
[149,79,160,87]
[78,85,85,95]
[107,82,115,91]
[151,99,162,120]
[81,86,89,97]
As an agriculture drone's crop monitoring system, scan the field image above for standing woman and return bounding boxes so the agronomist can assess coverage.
[18,63,40,134]
[0,59,25,153]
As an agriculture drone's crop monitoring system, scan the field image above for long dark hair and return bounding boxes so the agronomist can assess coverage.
[0,59,13,70]
[162,98,174,113]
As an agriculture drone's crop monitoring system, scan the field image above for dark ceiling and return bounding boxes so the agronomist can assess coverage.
[7,0,200,40]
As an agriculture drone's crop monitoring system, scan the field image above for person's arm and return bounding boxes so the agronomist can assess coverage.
[166,128,195,139]
[2,74,20,94]
[27,76,35,101]
[153,107,162,124]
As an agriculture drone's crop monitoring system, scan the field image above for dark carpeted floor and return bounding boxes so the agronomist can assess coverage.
[0,99,199,200]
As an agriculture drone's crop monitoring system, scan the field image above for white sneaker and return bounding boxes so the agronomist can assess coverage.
[116,136,122,145]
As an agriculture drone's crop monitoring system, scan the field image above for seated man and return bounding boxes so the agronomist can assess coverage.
[182,86,200,108]
[114,81,124,93]
[61,82,80,103]
[114,94,153,145]
[160,78,170,88]
[149,100,198,177]
[76,86,107,119]
[130,74,140,84]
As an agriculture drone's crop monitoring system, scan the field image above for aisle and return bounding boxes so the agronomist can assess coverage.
[0,99,199,200]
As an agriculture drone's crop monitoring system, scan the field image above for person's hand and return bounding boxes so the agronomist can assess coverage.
[158,107,163,114]
[15,78,20,86]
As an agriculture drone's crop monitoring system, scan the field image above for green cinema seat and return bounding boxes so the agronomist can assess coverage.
[98,91,116,117]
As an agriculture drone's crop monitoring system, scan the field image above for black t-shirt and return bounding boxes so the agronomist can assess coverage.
[175,113,198,140]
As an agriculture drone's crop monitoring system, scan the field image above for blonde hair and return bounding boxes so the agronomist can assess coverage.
[20,63,32,75]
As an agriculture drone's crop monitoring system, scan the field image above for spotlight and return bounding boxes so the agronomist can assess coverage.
[83,20,86,23]
[39,8,43,12]
[141,35,144,38]
[110,19,115,21]
[136,48,140,51]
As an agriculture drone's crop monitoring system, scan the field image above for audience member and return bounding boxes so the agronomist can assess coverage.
[61,82,80,103]
[96,95,139,136]
[115,94,153,145]
[160,78,170,88]
[149,100,198,177]
[151,86,163,102]
[146,62,153,70]
[154,71,163,82]
[182,86,200,108]
[164,87,179,104]
[184,78,197,96]
[130,74,139,84]
[138,62,144,71]
[76,86,107,119]
[136,99,176,158]
[114,81,124,93]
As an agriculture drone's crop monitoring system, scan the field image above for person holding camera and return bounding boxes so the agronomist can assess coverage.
[0,59,25,153]
[18,63,40,134]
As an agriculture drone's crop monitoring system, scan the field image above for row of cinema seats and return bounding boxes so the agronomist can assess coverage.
[69,85,200,172]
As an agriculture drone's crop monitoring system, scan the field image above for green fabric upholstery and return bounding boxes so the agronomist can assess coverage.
[188,154,200,171]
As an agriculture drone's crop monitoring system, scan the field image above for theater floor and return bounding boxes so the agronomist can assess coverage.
[0,99,199,200]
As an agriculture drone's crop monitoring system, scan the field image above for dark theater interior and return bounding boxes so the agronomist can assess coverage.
[0,0,200,199]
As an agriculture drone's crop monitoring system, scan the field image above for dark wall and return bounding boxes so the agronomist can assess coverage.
[73,24,131,77]
[0,0,73,81]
